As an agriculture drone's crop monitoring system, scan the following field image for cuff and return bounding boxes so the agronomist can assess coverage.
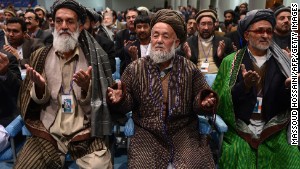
[79,82,92,105]
[30,83,50,104]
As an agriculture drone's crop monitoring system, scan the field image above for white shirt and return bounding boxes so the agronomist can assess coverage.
[140,44,149,58]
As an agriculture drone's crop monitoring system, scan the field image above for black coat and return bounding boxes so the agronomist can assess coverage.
[231,51,290,124]
[115,29,136,75]
[187,35,234,67]
[0,50,21,127]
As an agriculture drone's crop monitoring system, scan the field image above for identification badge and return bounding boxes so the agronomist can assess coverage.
[253,97,263,113]
[200,61,209,72]
[61,95,74,113]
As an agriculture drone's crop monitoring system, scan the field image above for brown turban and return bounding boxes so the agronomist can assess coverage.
[150,9,187,44]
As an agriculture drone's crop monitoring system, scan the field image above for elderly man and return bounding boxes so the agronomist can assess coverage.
[187,9,233,74]
[14,0,113,168]
[213,9,300,168]
[107,9,218,168]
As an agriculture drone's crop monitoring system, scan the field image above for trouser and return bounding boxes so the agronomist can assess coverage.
[13,136,112,169]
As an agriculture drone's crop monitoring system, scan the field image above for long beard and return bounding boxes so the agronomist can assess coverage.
[149,42,176,64]
[52,27,80,53]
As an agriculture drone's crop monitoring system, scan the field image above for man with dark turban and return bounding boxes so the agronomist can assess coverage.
[107,9,218,168]
[213,9,300,168]
[15,0,113,168]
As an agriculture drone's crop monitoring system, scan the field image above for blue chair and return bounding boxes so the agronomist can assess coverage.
[113,57,121,81]
[0,115,25,162]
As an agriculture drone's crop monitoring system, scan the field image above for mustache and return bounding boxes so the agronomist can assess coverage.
[58,30,72,36]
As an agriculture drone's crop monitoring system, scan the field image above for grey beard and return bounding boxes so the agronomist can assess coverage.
[149,43,176,64]
[52,28,80,53]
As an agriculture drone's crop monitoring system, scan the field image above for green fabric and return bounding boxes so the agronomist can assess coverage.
[212,48,300,169]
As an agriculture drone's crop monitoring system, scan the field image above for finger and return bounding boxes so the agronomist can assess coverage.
[117,81,122,90]
[285,47,290,53]
[207,99,215,105]
[240,64,247,75]
[86,66,92,76]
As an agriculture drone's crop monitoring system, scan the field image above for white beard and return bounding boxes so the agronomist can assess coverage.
[149,42,176,64]
[52,27,80,53]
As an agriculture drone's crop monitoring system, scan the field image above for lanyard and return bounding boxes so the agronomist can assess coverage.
[199,39,212,62]
[60,60,78,95]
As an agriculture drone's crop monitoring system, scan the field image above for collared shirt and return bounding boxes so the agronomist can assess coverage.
[30,46,91,153]
[17,45,23,60]
[247,48,272,68]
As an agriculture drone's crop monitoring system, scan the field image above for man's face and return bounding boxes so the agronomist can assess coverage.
[35,10,44,19]
[0,12,4,22]
[103,13,113,26]
[83,16,91,32]
[187,18,197,36]
[48,17,55,28]
[244,20,273,52]
[224,13,233,23]
[239,5,247,13]
[24,12,39,31]
[135,22,150,41]
[6,23,25,46]
[4,12,13,21]
[151,22,179,52]
[53,8,82,53]
[275,11,291,34]
[54,8,82,34]
[197,17,215,39]
[150,22,180,63]
[125,10,138,31]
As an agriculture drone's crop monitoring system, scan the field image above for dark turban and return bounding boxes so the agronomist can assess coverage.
[51,0,87,24]
[86,7,101,22]
[238,9,275,40]
[151,9,187,44]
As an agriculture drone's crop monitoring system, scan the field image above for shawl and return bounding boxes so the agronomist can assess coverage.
[18,30,113,142]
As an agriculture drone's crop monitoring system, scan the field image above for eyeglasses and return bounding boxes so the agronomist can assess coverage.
[247,28,273,35]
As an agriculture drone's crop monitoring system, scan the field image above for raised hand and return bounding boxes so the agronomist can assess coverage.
[73,66,92,92]
[124,39,136,47]
[182,42,191,59]
[0,52,9,75]
[217,40,225,58]
[240,64,260,90]
[25,64,46,89]
[201,93,217,108]
[107,81,123,104]
[3,45,20,60]
[128,45,138,61]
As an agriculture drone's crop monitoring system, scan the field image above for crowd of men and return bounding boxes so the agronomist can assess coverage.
[0,0,299,168]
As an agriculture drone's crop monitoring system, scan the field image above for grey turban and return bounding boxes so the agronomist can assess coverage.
[51,0,87,24]
[151,9,187,44]
[238,9,275,40]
